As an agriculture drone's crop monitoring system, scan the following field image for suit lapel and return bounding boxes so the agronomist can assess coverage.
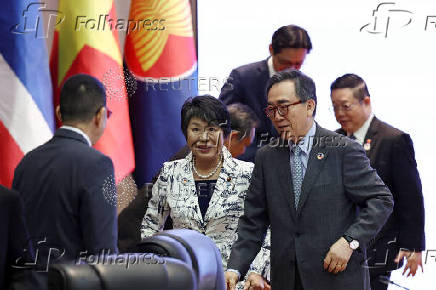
[179,153,205,225]
[297,126,328,216]
[363,117,380,160]
[274,144,297,220]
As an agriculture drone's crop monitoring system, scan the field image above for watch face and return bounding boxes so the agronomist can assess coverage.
[350,240,359,250]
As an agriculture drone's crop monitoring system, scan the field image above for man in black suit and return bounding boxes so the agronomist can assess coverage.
[330,73,425,290]
[225,70,393,290]
[0,185,34,290]
[219,25,312,162]
[12,74,118,288]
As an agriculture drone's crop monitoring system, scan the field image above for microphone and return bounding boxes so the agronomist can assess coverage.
[378,276,410,290]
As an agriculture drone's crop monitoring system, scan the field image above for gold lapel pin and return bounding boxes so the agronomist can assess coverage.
[317,152,325,160]
[364,139,371,151]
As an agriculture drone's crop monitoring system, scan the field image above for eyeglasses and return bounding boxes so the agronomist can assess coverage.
[330,102,359,113]
[264,100,304,118]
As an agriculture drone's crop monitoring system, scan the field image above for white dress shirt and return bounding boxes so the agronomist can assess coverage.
[60,125,92,146]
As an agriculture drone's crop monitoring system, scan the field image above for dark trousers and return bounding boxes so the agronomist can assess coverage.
[369,268,391,290]
[294,262,304,290]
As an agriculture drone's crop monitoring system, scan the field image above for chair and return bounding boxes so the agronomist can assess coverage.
[48,229,225,290]
[137,229,225,290]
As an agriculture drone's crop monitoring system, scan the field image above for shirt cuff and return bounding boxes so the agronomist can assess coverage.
[226,269,241,279]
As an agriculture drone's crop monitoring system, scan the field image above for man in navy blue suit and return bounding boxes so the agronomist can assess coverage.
[219,24,312,162]
[12,74,118,289]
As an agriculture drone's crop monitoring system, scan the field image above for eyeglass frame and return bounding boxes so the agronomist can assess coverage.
[330,101,361,113]
[264,100,305,119]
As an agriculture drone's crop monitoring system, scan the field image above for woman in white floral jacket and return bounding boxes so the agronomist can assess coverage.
[141,95,270,289]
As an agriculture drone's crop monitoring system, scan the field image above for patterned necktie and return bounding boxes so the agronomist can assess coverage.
[291,145,303,209]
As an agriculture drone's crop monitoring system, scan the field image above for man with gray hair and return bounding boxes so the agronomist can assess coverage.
[225,70,393,290]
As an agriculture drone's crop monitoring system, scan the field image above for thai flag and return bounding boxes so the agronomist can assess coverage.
[125,0,198,186]
[0,1,55,187]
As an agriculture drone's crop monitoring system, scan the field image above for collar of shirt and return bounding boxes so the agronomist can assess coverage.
[267,56,277,78]
[288,121,317,155]
[287,121,316,177]
[60,125,92,146]
[351,113,374,145]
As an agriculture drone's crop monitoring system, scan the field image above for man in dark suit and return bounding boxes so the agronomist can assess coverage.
[12,74,118,288]
[225,70,393,290]
[219,25,312,162]
[0,185,34,290]
[330,74,425,290]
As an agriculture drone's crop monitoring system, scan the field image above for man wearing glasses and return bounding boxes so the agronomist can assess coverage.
[225,70,393,290]
[12,74,118,289]
[219,25,312,162]
[330,73,425,290]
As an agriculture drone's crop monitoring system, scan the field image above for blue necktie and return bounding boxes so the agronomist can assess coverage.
[291,145,303,209]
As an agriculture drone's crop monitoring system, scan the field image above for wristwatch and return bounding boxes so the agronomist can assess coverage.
[342,235,359,250]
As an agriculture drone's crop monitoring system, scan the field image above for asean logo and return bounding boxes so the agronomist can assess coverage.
[124,0,197,81]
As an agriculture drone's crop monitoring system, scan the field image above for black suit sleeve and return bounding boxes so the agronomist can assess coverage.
[227,151,270,278]
[80,156,118,254]
[342,140,394,246]
[219,69,243,105]
[392,134,425,251]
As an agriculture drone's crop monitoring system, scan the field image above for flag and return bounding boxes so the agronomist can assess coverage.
[50,0,135,182]
[125,0,198,186]
[0,1,55,187]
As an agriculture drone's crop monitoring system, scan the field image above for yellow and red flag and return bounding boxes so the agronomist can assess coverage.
[50,0,135,182]
[125,0,197,186]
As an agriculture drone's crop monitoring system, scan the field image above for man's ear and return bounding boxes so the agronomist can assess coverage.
[363,96,371,106]
[55,106,62,122]
[269,44,274,56]
[306,99,316,116]
[95,107,105,127]
[225,130,240,146]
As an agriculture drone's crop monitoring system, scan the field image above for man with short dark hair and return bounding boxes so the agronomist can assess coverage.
[330,73,425,290]
[13,74,118,289]
[220,25,312,162]
[225,70,393,290]
[225,103,259,158]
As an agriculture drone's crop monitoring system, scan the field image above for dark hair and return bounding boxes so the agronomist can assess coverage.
[59,74,106,123]
[330,73,370,101]
[181,95,231,138]
[271,25,312,54]
[266,69,317,116]
[227,103,259,140]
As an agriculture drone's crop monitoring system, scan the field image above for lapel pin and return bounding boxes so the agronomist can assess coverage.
[182,177,188,184]
[317,152,325,160]
[364,139,371,151]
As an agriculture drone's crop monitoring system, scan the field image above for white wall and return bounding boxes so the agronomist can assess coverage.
[198,0,435,289]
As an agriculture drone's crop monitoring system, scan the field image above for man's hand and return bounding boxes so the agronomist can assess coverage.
[323,237,353,274]
[243,272,271,290]
[225,271,239,290]
[394,250,423,277]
